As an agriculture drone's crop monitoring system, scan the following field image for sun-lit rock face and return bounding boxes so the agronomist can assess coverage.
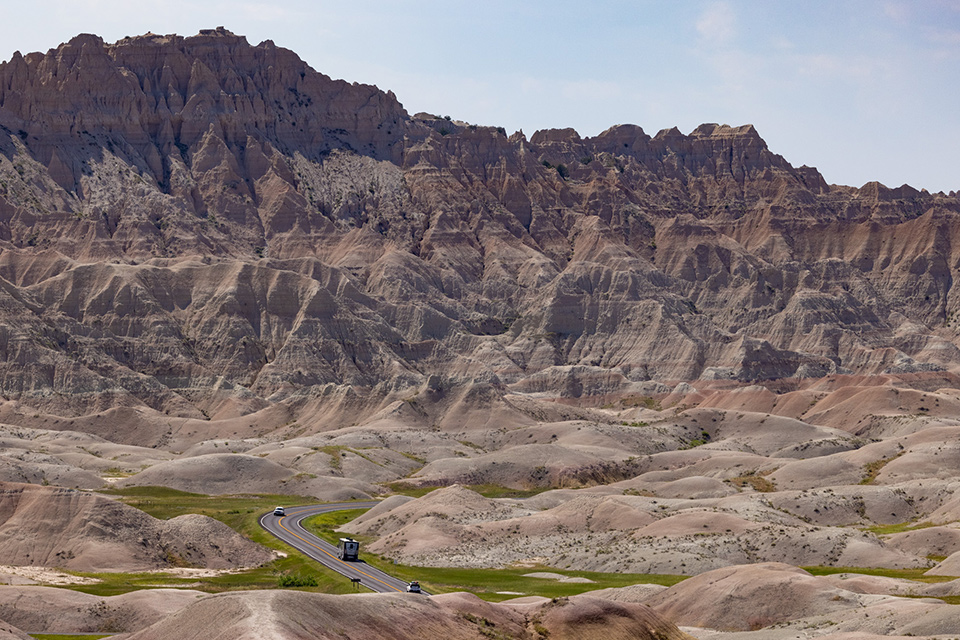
[0,29,958,423]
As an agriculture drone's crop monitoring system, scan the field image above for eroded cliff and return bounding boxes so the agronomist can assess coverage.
[0,29,957,427]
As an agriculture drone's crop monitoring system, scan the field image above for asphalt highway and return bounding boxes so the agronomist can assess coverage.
[260,502,427,594]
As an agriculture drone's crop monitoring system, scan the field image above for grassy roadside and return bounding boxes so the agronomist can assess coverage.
[301,510,686,601]
[51,486,960,605]
[69,487,359,596]
[30,635,112,640]
[90,488,686,601]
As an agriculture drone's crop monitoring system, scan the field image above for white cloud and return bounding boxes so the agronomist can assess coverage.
[696,1,736,47]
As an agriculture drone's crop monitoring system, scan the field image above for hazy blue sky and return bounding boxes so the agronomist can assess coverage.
[1,0,957,192]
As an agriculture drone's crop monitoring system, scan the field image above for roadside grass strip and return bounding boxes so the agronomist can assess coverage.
[302,509,686,601]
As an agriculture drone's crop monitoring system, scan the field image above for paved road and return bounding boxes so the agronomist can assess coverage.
[260,502,427,594]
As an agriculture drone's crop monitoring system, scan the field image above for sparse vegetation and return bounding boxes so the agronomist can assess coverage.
[622,488,655,497]
[619,396,662,410]
[863,520,937,536]
[277,572,320,587]
[312,445,350,471]
[860,452,904,485]
[298,508,687,600]
[31,636,113,640]
[680,430,712,449]
[727,470,776,492]
[802,565,956,583]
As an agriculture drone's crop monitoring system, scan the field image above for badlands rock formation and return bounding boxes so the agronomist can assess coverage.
[0,481,272,571]
[0,586,206,634]
[0,28,960,640]
[0,28,956,427]
[123,590,692,640]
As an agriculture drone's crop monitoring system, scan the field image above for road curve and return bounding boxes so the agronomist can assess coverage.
[260,502,426,594]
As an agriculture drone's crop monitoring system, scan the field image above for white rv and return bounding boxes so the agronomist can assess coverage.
[337,537,359,561]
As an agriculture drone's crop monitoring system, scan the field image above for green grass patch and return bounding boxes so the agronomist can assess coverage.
[277,572,320,587]
[801,565,956,583]
[726,470,776,493]
[860,452,904,485]
[302,511,685,601]
[361,561,684,602]
[64,545,355,597]
[310,445,351,471]
[63,570,197,596]
[100,485,202,499]
[398,450,428,464]
[863,520,938,536]
[619,395,662,410]
[895,592,960,606]
[303,509,372,546]
[382,482,438,498]
[30,635,113,640]
[100,486,309,537]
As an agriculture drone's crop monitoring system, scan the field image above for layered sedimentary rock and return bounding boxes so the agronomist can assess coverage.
[0,29,957,426]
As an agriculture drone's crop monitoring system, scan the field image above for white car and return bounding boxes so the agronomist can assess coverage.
[273,506,285,516]
[406,581,421,593]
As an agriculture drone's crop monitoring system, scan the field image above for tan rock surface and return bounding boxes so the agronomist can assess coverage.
[645,563,877,631]
[123,589,693,640]
[0,585,206,634]
[0,482,272,571]
[0,29,955,429]
[116,451,377,499]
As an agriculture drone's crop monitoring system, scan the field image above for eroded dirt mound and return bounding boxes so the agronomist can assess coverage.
[0,620,28,640]
[124,589,692,640]
[645,563,873,631]
[349,477,928,574]
[0,482,272,571]
[116,452,376,499]
[529,594,692,640]
[0,586,206,634]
